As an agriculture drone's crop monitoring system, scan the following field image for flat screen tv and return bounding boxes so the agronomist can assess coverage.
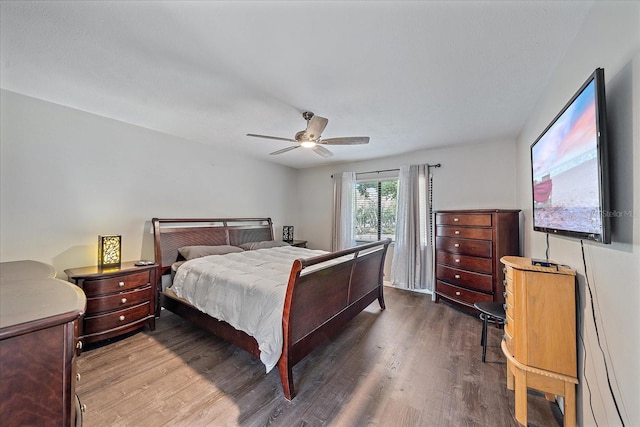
[530,68,610,244]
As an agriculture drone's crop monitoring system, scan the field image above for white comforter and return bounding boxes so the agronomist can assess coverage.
[171,246,329,373]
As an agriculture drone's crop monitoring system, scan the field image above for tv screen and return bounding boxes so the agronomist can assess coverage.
[530,68,610,244]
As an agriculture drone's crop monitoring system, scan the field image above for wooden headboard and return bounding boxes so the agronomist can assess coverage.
[152,217,274,277]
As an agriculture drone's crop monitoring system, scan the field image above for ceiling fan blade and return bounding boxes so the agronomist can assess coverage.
[302,115,329,140]
[320,136,370,145]
[311,145,333,158]
[247,133,297,143]
[270,145,300,155]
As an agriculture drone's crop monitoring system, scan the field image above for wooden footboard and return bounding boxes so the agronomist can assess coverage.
[278,239,391,399]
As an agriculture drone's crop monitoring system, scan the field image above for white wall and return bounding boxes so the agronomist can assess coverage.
[296,139,519,251]
[515,2,639,426]
[0,90,299,277]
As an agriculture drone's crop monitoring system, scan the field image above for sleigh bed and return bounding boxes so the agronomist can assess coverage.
[152,217,390,400]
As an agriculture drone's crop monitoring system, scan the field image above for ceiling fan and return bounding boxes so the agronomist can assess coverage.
[246,111,369,158]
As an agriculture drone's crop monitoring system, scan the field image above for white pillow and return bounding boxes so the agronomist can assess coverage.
[178,245,244,260]
[238,240,291,250]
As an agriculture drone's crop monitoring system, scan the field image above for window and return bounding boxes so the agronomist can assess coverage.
[354,179,398,242]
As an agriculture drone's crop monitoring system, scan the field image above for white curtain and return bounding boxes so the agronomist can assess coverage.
[331,171,356,251]
[391,164,434,293]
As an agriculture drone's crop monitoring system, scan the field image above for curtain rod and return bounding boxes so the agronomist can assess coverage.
[331,163,441,178]
[357,168,398,176]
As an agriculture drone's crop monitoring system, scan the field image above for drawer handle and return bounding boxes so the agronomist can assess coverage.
[454,230,460,235]
[503,291,507,298]
[455,258,460,263]
[81,404,87,413]
[503,303,507,311]
[454,274,461,279]
[453,218,459,222]
[121,298,127,304]
[76,341,83,351]
[454,243,460,248]
[455,291,461,296]
[77,373,81,382]
[503,279,507,286]
[119,315,125,321]
[503,268,507,274]
[118,281,125,287]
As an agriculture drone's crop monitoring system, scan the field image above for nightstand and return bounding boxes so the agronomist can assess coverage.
[65,261,158,347]
[290,240,308,248]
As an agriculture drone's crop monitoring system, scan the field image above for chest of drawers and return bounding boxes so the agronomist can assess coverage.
[500,256,578,426]
[1,262,86,426]
[65,262,157,346]
[434,209,520,309]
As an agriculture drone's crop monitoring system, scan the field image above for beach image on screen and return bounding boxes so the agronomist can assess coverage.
[531,80,602,234]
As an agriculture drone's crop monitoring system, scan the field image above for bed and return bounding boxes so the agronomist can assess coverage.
[152,217,391,400]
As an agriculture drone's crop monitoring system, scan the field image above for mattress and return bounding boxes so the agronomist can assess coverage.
[170,246,330,372]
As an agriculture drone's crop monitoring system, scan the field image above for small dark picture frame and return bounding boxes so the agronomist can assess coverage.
[282,226,294,242]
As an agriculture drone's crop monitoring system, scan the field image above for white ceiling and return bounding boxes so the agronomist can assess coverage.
[0,1,594,169]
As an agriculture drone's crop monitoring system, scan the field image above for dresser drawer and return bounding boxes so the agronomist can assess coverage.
[504,265,514,281]
[82,270,152,297]
[436,251,493,274]
[86,285,153,314]
[505,281,514,309]
[436,264,493,293]
[83,302,151,335]
[436,280,493,306]
[503,330,513,354]
[505,308,515,329]
[505,310,515,354]
[436,226,492,240]
[505,296,514,317]
[436,236,492,258]
[436,213,492,227]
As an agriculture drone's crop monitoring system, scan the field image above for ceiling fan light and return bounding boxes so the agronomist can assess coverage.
[300,141,317,148]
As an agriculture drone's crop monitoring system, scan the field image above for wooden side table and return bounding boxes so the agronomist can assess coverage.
[65,261,158,346]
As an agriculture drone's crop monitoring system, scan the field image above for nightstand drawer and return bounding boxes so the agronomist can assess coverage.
[83,302,151,335]
[436,264,493,293]
[436,251,492,274]
[86,286,153,314]
[82,270,152,297]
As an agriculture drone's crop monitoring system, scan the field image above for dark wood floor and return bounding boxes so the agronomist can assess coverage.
[76,287,562,426]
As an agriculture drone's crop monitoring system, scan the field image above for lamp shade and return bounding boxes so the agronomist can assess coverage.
[98,235,121,268]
